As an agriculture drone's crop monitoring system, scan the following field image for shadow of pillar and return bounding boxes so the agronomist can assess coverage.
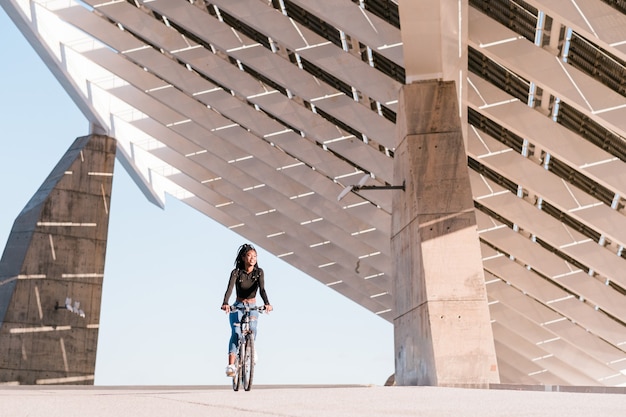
[0,134,116,385]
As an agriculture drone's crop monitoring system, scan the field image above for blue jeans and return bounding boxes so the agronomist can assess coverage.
[228,301,259,355]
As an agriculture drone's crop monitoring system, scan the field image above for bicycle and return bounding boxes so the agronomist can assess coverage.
[229,304,266,391]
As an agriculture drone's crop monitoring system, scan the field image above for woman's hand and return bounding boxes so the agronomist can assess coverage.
[264,304,273,313]
[221,304,231,313]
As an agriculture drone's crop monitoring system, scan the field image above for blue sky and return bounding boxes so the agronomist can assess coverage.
[0,8,393,386]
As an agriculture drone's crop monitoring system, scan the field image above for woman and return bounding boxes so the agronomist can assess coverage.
[221,243,273,377]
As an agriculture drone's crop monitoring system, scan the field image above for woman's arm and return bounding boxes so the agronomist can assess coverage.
[221,269,238,308]
[257,269,272,311]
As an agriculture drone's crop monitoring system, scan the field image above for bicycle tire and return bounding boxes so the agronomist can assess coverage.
[232,341,244,391]
[242,334,255,391]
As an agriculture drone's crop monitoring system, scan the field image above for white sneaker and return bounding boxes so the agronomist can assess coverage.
[225,364,236,377]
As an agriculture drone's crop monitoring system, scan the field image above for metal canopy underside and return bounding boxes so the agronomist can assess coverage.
[3,0,626,386]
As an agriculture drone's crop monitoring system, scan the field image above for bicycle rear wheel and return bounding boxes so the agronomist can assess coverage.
[242,335,255,391]
[232,343,244,391]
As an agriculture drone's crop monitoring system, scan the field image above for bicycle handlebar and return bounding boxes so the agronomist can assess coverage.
[229,305,267,312]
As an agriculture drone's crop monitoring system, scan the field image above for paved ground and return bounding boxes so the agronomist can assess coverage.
[1,384,626,417]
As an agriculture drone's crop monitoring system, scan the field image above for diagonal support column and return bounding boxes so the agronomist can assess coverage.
[391,80,499,387]
[0,134,116,385]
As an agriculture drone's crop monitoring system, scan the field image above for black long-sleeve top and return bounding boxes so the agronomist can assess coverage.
[222,267,270,305]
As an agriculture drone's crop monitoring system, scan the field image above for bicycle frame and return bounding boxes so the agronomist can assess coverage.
[230,305,265,391]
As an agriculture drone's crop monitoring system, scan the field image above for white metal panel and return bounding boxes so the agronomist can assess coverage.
[489,295,556,345]
[125,48,213,96]
[535,338,624,382]
[468,124,626,249]
[482,224,626,327]
[146,143,393,280]
[488,279,563,325]
[174,48,265,96]
[111,84,187,125]
[469,8,626,148]
[81,27,396,220]
[130,118,205,157]
[251,92,395,180]
[118,104,390,272]
[550,297,626,346]
[83,48,170,93]
[483,255,569,304]
[466,124,510,158]
[275,164,392,236]
[475,210,504,234]
[475,179,588,247]
[54,3,145,53]
[489,301,602,385]
[470,8,618,109]
[84,1,191,52]
[468,76,626,198]
[311,93,397,150]
[289,0,403,65]
[491,321,550,368]
[479,241,500,260]
[564,241,626,288]
[182,195,393,312]
[556,271,626,320]
[208,0,401,106]
[474,173,626,287]
[481,225,581,280]
[491,279,625,380]
[483,254,626,349]
[135,0,393,188]
[546,317,626,368]
[526,0,626,60]
[492,340,549,384]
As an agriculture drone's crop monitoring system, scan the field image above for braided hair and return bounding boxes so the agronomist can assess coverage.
[235,243,260,272]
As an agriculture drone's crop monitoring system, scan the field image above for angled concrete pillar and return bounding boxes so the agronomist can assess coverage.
[391,80,499,387]
[0,134,116,385]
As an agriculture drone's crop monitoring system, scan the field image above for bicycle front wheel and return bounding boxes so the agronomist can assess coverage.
[242,334,255,391]
[232,342,244,391]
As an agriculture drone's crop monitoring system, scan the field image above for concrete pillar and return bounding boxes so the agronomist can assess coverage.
[0,134,116,385]
[391,80,499,387]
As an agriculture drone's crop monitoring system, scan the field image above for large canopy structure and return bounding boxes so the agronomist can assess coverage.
[2,0,626,386]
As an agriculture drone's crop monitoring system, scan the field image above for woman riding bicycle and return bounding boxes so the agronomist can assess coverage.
[221,243,273,377]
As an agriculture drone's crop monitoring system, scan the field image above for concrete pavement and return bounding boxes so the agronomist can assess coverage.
[1,384,626,417]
